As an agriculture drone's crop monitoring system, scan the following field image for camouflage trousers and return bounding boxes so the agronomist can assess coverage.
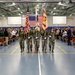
[42,39,47,52]
[49,39,55,51]
[34,39,40,52]
[19,39,24,50]
[27,39,32,52]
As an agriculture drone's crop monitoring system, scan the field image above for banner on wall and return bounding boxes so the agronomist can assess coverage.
[53,16,66,24]
[8,17,21,25]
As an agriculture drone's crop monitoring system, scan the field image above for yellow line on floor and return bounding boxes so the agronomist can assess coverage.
[67,52,75,54]
[9,52,75,55]
[56,45,67,54]
[0,53,10,55]
[1,52,75,56]
[10,46,19,55]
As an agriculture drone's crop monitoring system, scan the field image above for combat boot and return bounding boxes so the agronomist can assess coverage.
[52,50,54,53]
[52,46,54,53]
[27,48,29,53]
[21,49,24,53]
[49,45,51,52]
[42,47,44,53]
[45,49,46,53]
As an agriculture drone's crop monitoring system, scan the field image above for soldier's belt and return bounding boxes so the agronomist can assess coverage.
[49,35,52,38]
[28,37,32,39]
[35,37,39,39]
[44,37,47,40]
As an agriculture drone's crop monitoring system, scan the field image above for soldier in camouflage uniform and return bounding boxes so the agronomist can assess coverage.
[48,30,51,52]
[24,31,28,40]
[19,26,25,53]
[26,28,33,53]
[34,26,41,53]
[41,29,48,53]
[32,27,35,40]
[49,28,55,53]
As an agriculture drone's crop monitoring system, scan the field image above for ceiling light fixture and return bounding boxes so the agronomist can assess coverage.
[37,4,39,7]
[18,13,21,15]
[58,2,62,5]
[18,8,20,10]
[54,7,56,10]
[70,14,72,16]
[53,13,56,15]
[21,12,23,13]
[12,2,15,5]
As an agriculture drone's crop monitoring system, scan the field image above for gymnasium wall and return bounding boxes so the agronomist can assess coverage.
[48,16,75,27]
[0,16,75,27]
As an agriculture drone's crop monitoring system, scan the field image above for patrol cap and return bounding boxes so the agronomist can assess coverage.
[20,26,23,28]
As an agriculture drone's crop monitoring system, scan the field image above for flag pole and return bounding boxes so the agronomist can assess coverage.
[35,4,40,27]
[35,7,38,26]
[24,3,30,34]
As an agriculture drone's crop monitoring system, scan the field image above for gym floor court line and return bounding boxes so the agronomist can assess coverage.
[0,41,75,75]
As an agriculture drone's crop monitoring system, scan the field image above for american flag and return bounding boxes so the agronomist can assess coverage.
[24,4,30,33]
[29,15,43,27]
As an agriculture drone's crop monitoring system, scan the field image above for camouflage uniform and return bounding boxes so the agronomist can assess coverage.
[25,32,28,40]
[27,29,33,53]
[34,28,41,53]
[32,27,36,40]
[49,30,55,53]
[48,32,51,51]
[41,30,48,53]
[19,29,25,53]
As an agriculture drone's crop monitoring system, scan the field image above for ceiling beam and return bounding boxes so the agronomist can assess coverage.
[0,3,22,8]
[46,8,75,13]
[0,1,60,3]
[0,7,15,16]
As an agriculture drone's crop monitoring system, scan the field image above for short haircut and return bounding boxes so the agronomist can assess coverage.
[20,26,23,28]
[68,26,70,27]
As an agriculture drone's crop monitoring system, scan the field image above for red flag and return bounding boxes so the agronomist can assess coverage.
[42,8,48,30]
[24,4,30,33]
